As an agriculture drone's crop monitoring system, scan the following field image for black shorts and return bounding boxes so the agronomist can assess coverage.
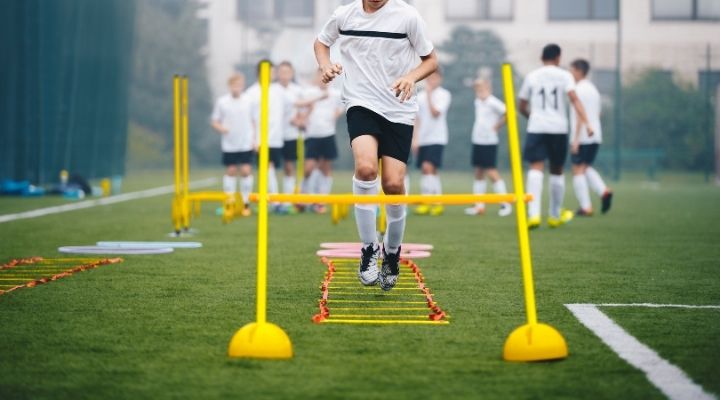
[523,133,568,168]
[571,143,600,165]
[222,151,254,166]
[347,106,413,164]
[259,148,283,168]
[472,144,498,168]
[416,144,444,169]
[283,140,298,162]
[305,136,338,161]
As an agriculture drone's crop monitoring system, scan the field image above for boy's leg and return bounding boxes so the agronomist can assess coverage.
[319,159,333,195]
[223,164,238,196]
[239,163,254,216]
[351,135,381,286]
[572,163,593,214]
[488,168,512,216]
[380,155,407,291]
[467,167,487,215]
[548,134,570,226]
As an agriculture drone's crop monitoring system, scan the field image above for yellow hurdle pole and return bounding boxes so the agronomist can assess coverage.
[255,61,271,325]
[181,76,190,199]
[248,193,529,205]
[295,134,304,194]
[378,160,386,234]
[502,63,538,326]
[173,76,182,232]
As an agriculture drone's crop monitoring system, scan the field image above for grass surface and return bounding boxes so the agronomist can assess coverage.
[0,170,718,399]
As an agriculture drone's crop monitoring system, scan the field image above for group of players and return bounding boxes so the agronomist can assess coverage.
[212,0,614,290]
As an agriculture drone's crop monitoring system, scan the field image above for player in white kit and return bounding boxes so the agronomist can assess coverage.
[210,73,255,217]
[569,59,613,216]
[277,61,305,214]
[412,70,451,216]
[315,0,438,291]
[518,44,594,229]
[465,79,512,217]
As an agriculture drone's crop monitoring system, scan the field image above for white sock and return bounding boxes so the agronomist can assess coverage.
[282,176,295,194]
[311,169,323,194]
[404,175,410,195]
[353,176,379,245]
[267,167,278,194]
[493,179,509,208]
[473,179,487,209]
[585,166,608,196]
[420,174,433,195]
[303,170,319,194]
[223,175,237,195]
[549,174,565,218]
[384,204,406,254]
[432,175,442,195]
[573,174,592,211]
[239,175,253,205]
[320,175,333,194]
[527,170,543,219]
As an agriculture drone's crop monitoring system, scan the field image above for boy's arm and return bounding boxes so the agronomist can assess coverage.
[519,100,530,119]
[211,120,229,135]
[392,50,438,103]
[568,90,594,136]
[571,113,582,154]
[411,119,420,155]
[314,40,343,84]
[494,114,507,132]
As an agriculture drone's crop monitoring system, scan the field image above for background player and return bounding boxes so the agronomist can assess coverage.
[277,61,304,214]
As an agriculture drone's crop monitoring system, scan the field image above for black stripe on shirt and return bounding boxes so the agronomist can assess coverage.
[339,29,407,39]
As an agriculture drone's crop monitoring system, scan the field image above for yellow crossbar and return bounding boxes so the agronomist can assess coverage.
[249,193,531,205]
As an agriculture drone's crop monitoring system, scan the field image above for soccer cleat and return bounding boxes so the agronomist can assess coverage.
[602,191,613,214]
[379,246,401,291]
[241,204,252,217]
[357,243,380,286]
[498,204,512,217]
[548,209,574,228]
[429,205,444,216]
[464,206,485,216]
[414,204,430,215]
[575,208,593,217]
[527,216,541,230]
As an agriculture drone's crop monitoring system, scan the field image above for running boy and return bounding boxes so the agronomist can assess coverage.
[518,44,594,229]
[315,0,437,290]
[465,79,512,217]
[210,73,255,216]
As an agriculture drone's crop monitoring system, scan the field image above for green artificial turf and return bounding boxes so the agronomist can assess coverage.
[0,170,718,399]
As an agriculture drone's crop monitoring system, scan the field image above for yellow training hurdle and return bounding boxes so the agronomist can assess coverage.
[227,62,568,363]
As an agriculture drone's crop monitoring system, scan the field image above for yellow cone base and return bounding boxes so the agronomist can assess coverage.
[228,322,293,359]
[503,323,568,362]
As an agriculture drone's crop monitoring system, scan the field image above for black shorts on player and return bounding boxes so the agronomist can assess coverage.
[416,144,444,169]
[305,136,338,161]
[347,106,413,164]
[523,133,568,169]
[471,144,498,169]
[222,151,254,166]
[261,148,283,168]
[283,139,298,162]
[571,143,599,165]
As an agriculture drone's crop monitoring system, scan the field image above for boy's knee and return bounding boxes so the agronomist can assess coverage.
[382,178,404,195]
[549,164,564,175]
[355,162,377,181]
[226,165,238,176]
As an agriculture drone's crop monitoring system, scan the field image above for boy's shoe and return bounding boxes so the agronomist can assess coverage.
[464,206,485,216]
[357,243,380,286]
[527,216,541,230]
[498,204,512,217]
[414,205,430,215]
[575,208,593,217]
[548,209,574,228]
[601,191,613,214]
[429,205,444,216]
[379,246,401,291]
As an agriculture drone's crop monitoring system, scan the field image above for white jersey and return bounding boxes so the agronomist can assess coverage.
[304,86,343,139]
[281,82,304,141]
[317,0,434,126]
[416,86,451,145]
[211,93,255,152]
[472,95,506,145]
[518,65,576,134]
[246,82,289,149]
[569,79,602,144]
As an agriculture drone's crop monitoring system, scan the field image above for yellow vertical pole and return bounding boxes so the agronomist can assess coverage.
[181,76,190,229]
[172,76,182,233]
[501,63,567,361]
[295,134,304,194]
[378,160,386,234]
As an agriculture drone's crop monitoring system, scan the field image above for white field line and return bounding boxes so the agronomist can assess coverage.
[0,178,217,224]
[592,303,720,309]
[566,303,716,400]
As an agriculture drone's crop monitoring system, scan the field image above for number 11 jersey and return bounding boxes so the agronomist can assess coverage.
[518,65,576,134]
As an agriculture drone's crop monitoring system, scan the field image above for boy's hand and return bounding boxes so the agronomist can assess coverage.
[392,76,415,103]
[320,63,342,83]
[586,125,595,137]
[220,126,230,135]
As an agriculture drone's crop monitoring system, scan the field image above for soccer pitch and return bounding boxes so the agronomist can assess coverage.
[0,171,718,399]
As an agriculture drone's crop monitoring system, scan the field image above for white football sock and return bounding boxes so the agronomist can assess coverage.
[493,179,509,208]
[549,174,565,219]
[223,175,237,195]
[573,174,592,211]
[302,170,318,194]
[311,169,323,194]
[320,175,333,194]
[585,166,608,197]
[433,175,442,195]
[282,176,295,195]
[473,179,487,209]
[420,174,433,195]
[527,170,543,218]
[384,204,406,254]
[353,175,379,245]
[267,166,278,194]
[239,175,253,205]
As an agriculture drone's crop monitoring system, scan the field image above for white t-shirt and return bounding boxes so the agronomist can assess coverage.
[518,65,576,134]
[246,82,289,149]
[281,82,304,141]
[569,79,602,144]
[304,86,343,139]
[317,0,434,126]
[416,86,452,145]
[211,93,255,152]
[472,95,506,145]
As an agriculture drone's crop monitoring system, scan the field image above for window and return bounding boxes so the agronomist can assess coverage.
[236,0,315,25]
[652,0,720,20]
[548,0,618,20]
[591,69,618,96]
[446,0,513,20]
